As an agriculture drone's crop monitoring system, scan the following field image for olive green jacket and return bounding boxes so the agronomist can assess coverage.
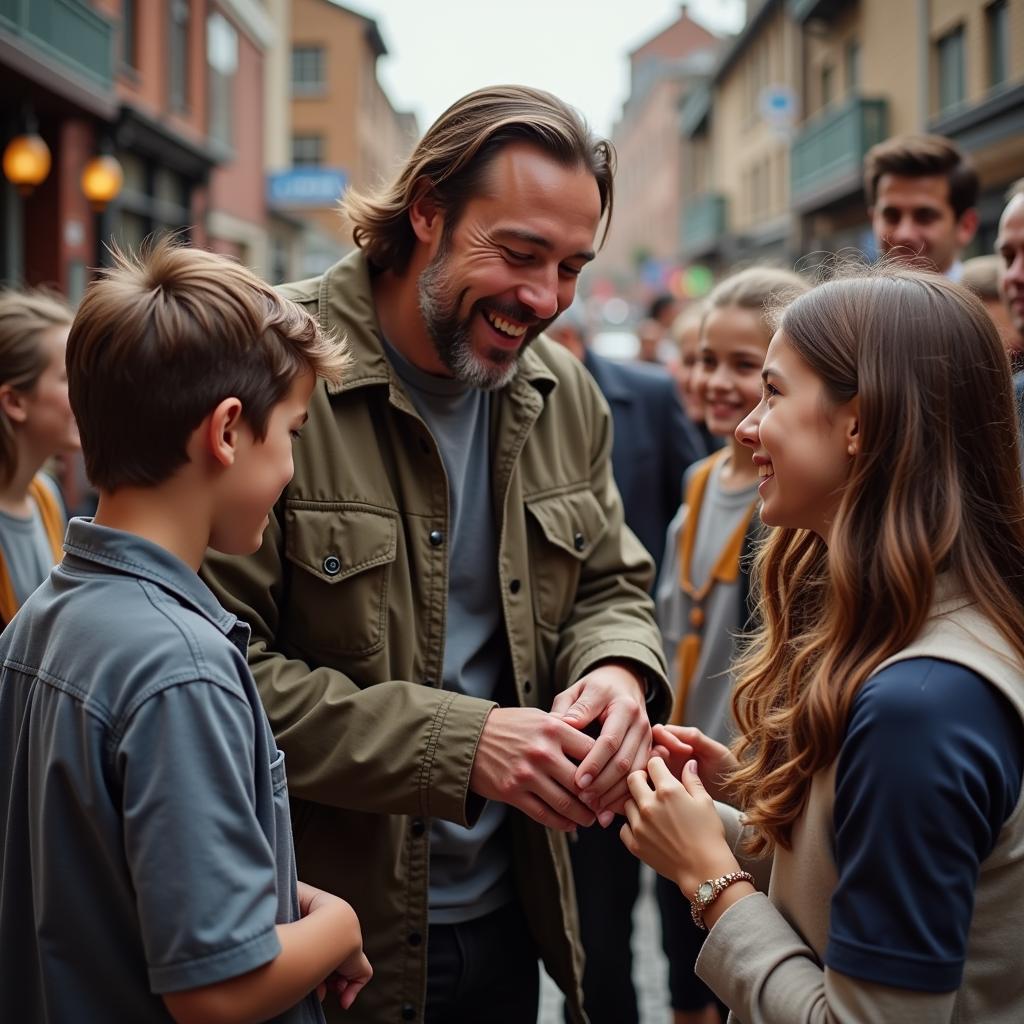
[202,251,670,1024]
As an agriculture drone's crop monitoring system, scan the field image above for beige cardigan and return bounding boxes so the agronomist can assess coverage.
[697,592,1024,1023]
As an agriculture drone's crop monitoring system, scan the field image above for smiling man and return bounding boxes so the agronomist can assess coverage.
[863,134,979,280]
[203,86,669,1024]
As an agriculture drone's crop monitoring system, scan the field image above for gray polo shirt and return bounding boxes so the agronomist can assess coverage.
[0,518,322,1023]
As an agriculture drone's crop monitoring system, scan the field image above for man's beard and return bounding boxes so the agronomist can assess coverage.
[417,241,548,390]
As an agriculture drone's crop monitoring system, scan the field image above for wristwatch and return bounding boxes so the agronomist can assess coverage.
[690,870,754,930]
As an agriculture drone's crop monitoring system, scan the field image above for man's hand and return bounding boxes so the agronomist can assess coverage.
[552,663,652,825]
[470,707,598,831]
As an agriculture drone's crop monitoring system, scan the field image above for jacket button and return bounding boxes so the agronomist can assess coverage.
[524,679,532,693]
[429,529,444,547]
[509,578,521,594]
[573,531,585,551]
[402,1006,416,1021]
[322,555,341,576]
[408,930,422,946]
[411,817,425,836]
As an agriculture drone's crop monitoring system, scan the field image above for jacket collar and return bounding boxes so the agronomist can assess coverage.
[320,250,557,400]
[62,518,241,638]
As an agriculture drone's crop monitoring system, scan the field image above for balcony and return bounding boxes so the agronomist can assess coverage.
[789,0,854,22]
[790,96,888,212]
[0,0,114,89]
[681,193,728,258]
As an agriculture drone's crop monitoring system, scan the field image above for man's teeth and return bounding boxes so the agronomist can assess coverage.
[758,464,774,478]
[486,312,527,338]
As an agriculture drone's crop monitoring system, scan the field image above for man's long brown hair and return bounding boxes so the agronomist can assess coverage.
[730,269,1024,855]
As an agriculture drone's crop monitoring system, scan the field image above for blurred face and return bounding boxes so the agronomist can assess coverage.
[871,173,975,275]
[22,326,79,455]
[672,319,705,421]
[210,369,314,555]
[695,306,768,438]
[736,331,857,539]
[417,144,601,389]
[996,195,1024,337]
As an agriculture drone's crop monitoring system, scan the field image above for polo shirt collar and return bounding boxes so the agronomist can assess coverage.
[62,518,240,638]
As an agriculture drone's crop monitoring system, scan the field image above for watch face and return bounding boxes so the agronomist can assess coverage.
[697,881,715,903]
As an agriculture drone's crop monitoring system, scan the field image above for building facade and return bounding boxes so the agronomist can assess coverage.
[273,0,417,276]
[596,6,723,290]
[676,0,1024,276]
[1,0,282,296]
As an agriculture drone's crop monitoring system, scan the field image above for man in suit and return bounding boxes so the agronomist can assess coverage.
[549,304,702,1023]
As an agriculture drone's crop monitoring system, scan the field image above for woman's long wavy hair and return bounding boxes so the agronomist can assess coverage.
[730,268,1024,855]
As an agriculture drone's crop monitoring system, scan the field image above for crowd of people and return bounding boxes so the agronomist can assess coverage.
[1,84,1023,1024]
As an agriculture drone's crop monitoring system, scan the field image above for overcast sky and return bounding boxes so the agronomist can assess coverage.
[359,0,746,139]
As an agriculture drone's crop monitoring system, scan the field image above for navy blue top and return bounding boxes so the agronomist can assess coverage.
[0,519,322,1023]
[825,657,1024,992]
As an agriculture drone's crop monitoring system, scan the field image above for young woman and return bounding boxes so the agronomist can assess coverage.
[0,290,78,625]
[655,268,807,1024]
[625,269,1024,1022]
[669,301,720,459]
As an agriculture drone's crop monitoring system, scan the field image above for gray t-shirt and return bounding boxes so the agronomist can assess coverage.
[0,519,322,1023]
[656,457,759,745]
[0,474,63,608]
[382,339,513,925]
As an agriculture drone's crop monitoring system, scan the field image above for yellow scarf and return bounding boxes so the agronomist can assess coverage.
[670,451,758,725]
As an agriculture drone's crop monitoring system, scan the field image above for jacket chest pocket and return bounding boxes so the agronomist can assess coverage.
[283,503,398,656]
[525,488,608,630]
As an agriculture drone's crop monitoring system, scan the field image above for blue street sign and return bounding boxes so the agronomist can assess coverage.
[267,168,349,206]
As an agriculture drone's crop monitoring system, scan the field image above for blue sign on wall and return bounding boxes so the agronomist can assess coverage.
[267,168,349,206]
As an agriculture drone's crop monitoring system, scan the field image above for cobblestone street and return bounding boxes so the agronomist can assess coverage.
[539,867,671,1024]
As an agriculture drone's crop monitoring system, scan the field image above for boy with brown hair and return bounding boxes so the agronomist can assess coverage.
[0,239,371,1024]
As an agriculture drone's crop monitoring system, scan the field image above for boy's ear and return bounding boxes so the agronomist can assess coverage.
[205,397,244,468]
[0,383,29,424]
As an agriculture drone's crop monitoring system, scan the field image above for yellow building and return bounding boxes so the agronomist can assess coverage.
[270,0,418,275]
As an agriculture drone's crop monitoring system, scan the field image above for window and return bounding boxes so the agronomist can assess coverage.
[292,46,325,95]
[820,63,834,109]
[169,0,190,112]
[987,1,1009,88]
[207,13,238,147]
[291,135,324,167]
[845,40,860,93]
[121,0,137,68]
[936,27,966,113]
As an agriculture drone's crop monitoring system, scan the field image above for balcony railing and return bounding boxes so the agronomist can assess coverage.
[0,0,114,88]
[681,192,728,258]
[790,96,889,210]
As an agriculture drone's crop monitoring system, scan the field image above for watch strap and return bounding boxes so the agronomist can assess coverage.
[690,870,754,930]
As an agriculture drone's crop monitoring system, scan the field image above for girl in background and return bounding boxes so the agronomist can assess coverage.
[670,302,719,459]
[655,267,808,1024]
[629,269,1024,1023]
[0,290,78,625]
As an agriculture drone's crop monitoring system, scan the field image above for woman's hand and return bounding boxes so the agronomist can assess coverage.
[620,757,740,897]
[650,724,739,803]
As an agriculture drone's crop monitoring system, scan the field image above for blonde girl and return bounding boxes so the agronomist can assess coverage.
[0,290,78,624]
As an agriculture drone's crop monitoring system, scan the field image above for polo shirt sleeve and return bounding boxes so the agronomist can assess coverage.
[117,680,282,994]
[826,657,1023,992]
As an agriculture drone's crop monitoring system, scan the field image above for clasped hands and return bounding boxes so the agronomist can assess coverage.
[470,663,652,831]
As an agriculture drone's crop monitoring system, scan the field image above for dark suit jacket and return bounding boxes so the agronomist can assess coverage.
[584,350,702,582]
